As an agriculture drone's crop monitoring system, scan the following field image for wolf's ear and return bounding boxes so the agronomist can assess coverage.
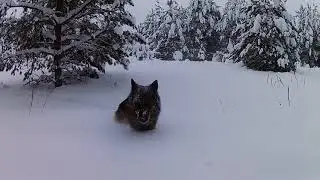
[150,80,158,91]
[131,78,137,91]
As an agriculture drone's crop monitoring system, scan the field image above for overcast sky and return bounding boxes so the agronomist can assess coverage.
[128,0,320,24]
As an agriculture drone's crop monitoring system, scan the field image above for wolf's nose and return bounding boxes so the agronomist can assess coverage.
[138,111,149,122]
[139,117,148,122]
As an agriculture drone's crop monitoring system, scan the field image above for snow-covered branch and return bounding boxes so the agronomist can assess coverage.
[2,47,55,59]
[61,35,81,42]
[59,29,107,54]
[61,34,94,42]
[2,0,58,23]
[59,0,94,25]
[69,8,115,22]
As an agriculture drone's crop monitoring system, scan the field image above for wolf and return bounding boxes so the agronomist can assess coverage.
[114,79,161,132]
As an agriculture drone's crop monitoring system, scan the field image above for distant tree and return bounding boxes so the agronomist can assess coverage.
[231,0,299,72]
[295,4,320,67]
[217,0,247,53]
[125,37,154,61]
[148,0,187,60]
[139,0,165,51]
[0,0,140,87]
[133,1,166,60]
[185,0,221,61]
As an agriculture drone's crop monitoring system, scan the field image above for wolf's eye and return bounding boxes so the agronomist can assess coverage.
[142,110,148,116]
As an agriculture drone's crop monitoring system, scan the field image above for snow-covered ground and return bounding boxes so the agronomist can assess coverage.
[0,60,320,180]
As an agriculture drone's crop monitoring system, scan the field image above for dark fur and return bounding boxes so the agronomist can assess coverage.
[114,79,161,132]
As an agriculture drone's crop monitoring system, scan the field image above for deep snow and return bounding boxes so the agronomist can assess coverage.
[0,60,320,180]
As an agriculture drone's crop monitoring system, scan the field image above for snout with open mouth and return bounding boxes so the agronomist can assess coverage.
[135,109,151,124]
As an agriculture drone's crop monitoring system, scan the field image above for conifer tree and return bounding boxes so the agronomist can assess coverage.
[231,0,299,72]
[0,0,140,86]
[185,0,221,61]
[151,0,187,60]
[217,0,246,53]
[295,4,320,67]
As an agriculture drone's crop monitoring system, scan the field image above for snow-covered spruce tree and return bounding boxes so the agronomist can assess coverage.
[132,43,154,60]
[134,2,164,60]
[150,0,187,61]
[0,0,140,87]
[124,1,162,61]
[125,36,154,61]
[216,0,246,53]
[184,0,221,61]
[122,25,151,61]
[139,1,164,48]
[295,4,320,67]
[231,0,299,72]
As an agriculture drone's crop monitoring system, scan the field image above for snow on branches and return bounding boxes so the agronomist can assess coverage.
[230,0,299,72]
[0,0,139,87]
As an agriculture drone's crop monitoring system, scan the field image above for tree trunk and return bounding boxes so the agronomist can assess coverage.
[53,53,62,87]
[54,0,64,87]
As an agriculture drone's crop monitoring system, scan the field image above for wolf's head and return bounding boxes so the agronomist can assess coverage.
[129,78,159,124]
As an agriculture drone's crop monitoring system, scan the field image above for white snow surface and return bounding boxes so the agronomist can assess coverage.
[0,60,320,180]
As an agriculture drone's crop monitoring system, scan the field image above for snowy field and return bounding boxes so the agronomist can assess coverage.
[0,60,320,180]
